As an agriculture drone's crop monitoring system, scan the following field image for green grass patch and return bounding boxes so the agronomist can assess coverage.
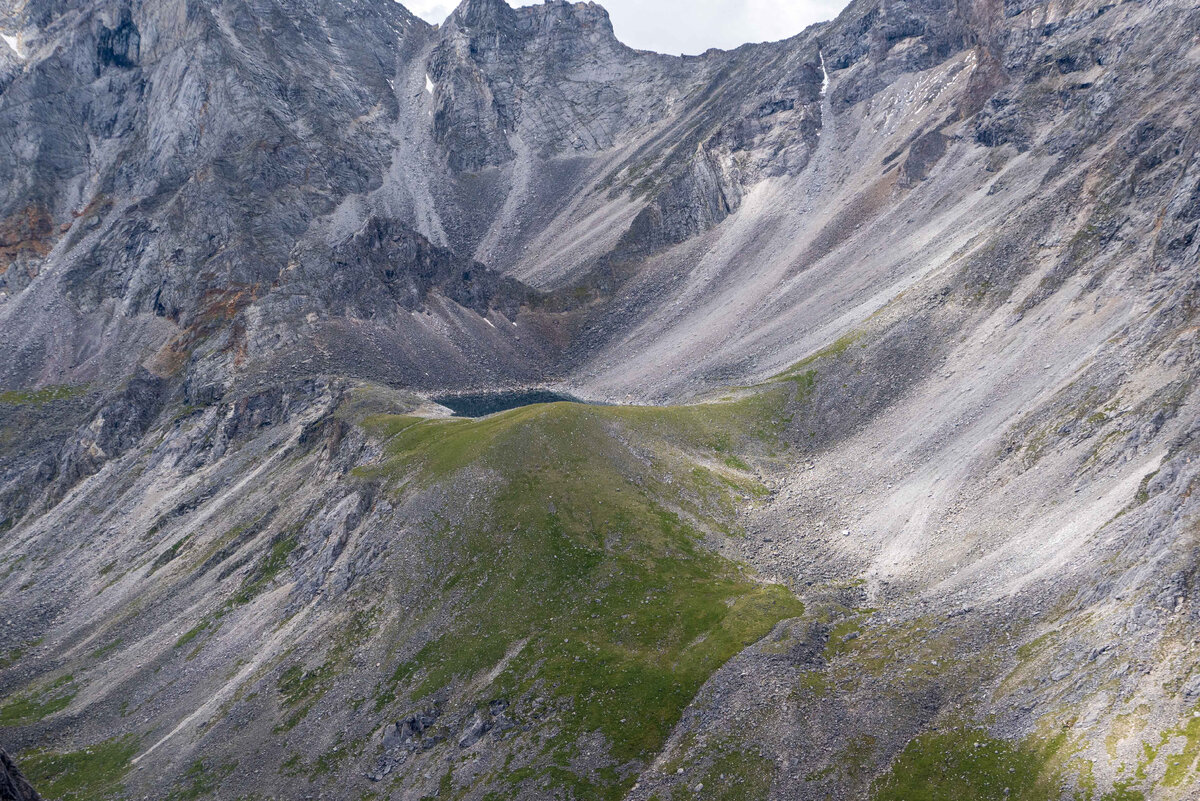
[774,330,865,379]
[20,735,138,801]
[1099,781,1146,801]
[0,675,76,725]
[0,384,87,405]
[785,369,818,400]
[871,729,1068,801]
[175,620,211,649]
[357,387,795,489]
[795,669,831,696]
[1133,470,1159,506]
[723,455,752,472]
[275,661,333,731]
[823,619,864,660]
[275,612,373,732]
[232,530,297,605]
[1161,711,1200,787]
[1017,630,1056,662]
[148,535,192,575]
[166,758,237,801]
[671,747,775,801]
[170,528,301,661]
[90,639,122,660]
[0,646,25,670]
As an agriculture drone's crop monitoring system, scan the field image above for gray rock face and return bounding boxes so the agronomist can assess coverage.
[285,216,533,320]
[0,753,39,801]
[0,0,830,397]
[0,751,42,801]
[1,0,420,382]
[2,0,1200,799]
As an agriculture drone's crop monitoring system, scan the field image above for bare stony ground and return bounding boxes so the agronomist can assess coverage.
[1,0,1199,799]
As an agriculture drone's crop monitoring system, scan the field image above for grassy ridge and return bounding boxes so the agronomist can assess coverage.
[360,392,804,796]
[0,675,76,727]
[871,730,1068,801]
[870,728,1154,801]
[0,384,87,406]
[20,736,139,801]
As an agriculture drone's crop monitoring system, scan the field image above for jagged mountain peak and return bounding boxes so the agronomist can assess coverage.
[447,0,517,26]
[444,0,617,44]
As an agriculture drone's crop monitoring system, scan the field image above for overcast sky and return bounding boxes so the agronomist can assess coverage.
[400,0,850,55]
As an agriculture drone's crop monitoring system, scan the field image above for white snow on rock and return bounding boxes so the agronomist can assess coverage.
[425,73,434,94]
[1,33,22,59]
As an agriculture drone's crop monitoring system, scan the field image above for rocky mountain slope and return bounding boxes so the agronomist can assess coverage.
[1,0,1199,799]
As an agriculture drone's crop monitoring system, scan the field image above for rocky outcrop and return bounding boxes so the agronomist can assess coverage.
[0,751,41,801]
[0,0,840,393]
[287,217,536,320]
[0,0,421,389]
[429,0,654,171]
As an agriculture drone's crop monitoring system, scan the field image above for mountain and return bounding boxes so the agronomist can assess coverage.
[1,0,1199,799]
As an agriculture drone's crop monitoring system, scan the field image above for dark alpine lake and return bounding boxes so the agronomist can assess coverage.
[431,389,587,418]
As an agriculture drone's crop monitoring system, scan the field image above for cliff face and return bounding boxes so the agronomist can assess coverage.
[0,0,831,398]
[2,0,1200,799]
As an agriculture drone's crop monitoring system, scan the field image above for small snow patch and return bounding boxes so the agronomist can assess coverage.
[1,33,22,59]
[425,73,434,94]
